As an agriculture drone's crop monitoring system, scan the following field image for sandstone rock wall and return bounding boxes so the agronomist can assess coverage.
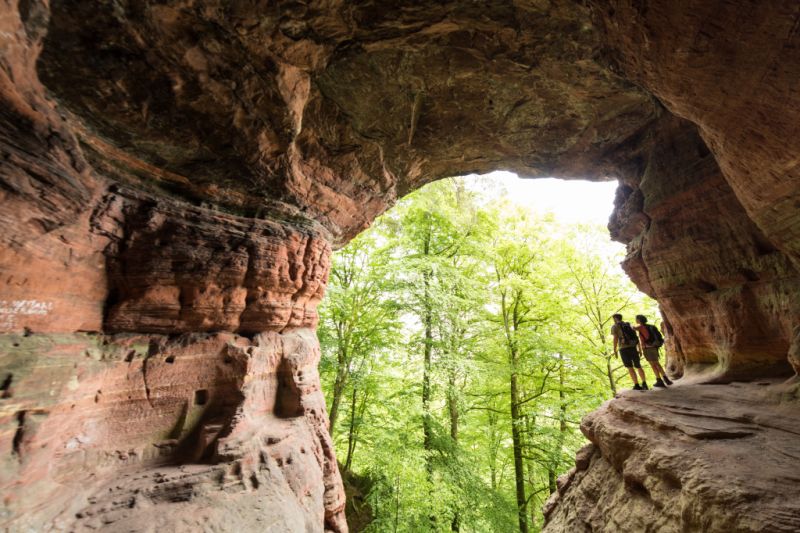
[1,0,799,531]
[593,0,800,269]
[1,330,345,531]
[544,2,800,530]
[1,2,346,527]
[594,0,800,380]
[542,381,800,533]
[610,115,800,381]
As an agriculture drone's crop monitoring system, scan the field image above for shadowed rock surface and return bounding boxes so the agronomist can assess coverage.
[0,0,799,531]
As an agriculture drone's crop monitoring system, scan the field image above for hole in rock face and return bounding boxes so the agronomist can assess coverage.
[12,411,25,456]
[740,268,760,282]
[194,390,209,406]
[275,359,304,418]
[147,340,160,356]
[1,374,12,398]
[696,280,718,293]
[753,234,778,256]
[625,477,651,499]
[165,355,175,364]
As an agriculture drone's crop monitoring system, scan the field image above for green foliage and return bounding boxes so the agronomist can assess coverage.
[318,178,658,532]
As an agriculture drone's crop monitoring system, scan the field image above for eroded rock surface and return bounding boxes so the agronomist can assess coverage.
[611,115,800,381]
[2,330,345,532]
[543,381,800,532]
[1,0,800,531]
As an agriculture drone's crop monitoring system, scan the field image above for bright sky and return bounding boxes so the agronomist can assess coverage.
[464,170,619,226]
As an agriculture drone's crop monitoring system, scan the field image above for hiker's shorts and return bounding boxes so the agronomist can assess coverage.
[619,347,641,369]
[643,346,660,362]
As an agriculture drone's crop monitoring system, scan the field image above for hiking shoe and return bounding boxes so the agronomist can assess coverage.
[641,382,649,390]
[663,376,673,386]
[632,384,642,391]
[654,379,666,388]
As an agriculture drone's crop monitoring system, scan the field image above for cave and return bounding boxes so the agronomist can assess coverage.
[0,1,799,531]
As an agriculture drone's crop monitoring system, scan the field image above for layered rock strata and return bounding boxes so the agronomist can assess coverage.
[1,330,345,531]
[610,116,800,381]
[542,381,800,533]
[1,0,799,531]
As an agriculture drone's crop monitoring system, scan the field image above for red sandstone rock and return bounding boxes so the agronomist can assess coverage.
[1,330,345,531]
[95,188,332,335]
[612,116,799,381]
[1,1,800,531]
[591,0,800,270]
[543,381,800,532]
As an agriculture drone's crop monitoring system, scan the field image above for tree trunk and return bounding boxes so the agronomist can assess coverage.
[447,371,459,442]
[549,353,568,495]
[488,407,498,491]
[328,346,348,434]
[510,370,529,533]
[501,289,529,533]
[422,265,434,474]
[599,320,617,396]
[447,370,460,531]
[606,356,617,396]
[344,385,359,472]
[421,227,437,529]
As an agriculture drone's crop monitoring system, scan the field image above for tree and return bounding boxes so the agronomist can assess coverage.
[385,178,490,529]
[318,231,399,443]
[481,207,561,533]
[319,177,658,532]
[559,226,658,396]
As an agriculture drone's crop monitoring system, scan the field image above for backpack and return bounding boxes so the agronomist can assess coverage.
[646,324,664,348]
[618,321,639,345]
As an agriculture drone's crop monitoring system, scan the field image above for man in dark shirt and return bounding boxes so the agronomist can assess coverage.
[611,313,649,391]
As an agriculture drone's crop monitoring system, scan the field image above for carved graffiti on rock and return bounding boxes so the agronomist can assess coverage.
[0,300,54,329]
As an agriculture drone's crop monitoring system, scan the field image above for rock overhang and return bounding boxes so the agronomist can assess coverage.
[35,0,660,243]
[2,1,800,531]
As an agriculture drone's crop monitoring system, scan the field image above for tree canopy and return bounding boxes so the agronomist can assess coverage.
[317,178,658,532]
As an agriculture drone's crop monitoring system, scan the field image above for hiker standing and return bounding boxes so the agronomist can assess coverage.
[634,315,673,388]
[611,313,649,391]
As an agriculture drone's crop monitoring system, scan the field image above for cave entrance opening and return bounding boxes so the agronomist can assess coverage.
[318,171,661,531]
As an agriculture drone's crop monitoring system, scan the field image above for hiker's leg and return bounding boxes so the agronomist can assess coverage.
[621,349,639,385]
[654,361,666,379]
[648,361,662,379]
[660,362,673,384]
[633,352,647,383]
[630,352,647,386]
